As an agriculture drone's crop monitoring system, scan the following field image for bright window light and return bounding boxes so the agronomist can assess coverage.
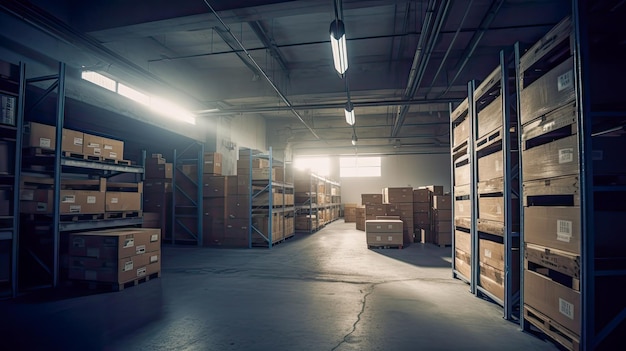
[118,83,149,105]
[81,71,116,92]
[149,97,196,125]
[294,157,330,176]
[340,156,381,177]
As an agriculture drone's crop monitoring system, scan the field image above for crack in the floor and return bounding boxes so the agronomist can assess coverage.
[330,283,377,351]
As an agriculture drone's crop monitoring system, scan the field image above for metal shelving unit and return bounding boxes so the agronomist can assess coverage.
[0,60,25,298]
[517,4,626,349]
[171,142,204,245]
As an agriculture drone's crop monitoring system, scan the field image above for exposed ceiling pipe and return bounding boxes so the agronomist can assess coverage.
[213,27,263,78]
[390,0,451,138]
[202,0,321,140]
[197,98,455,114]
[247,20,290,75]
[438,0,505,97]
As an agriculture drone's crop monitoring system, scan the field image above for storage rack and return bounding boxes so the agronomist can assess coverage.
[294,170,341,234]
[472,50,520,320]
[171,142,204,245]
[517,4,626,350]
[17,63,144,292]
[248,147,295,248]
[0,60,25,298]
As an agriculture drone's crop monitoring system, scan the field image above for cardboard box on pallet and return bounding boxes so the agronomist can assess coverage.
[69,250,160,284]
[25,122,56,150]
[82,133,103,158]
[413,202,431,213]
[70,228,160,258]
[102,137,124,160]
[225,195,250,219]
[106,192,141,212]
[62,129,84,154]
[365,204,386,216]
[202,176,229,197]
[145,163,173,179]
[343,203,357,222]
[433,194,451,210]
[203,152,222,175]
[383,187,413,203]
[365,219,403,246]
[413,188,432,203]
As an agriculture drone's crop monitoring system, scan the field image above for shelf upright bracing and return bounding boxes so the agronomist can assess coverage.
[472,50,521,321]
[450,90,475,292]
[172,142,204,245]
[0,60,25,298]
[517,5,626,349]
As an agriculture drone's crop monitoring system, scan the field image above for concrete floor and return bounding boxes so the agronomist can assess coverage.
[1,220,561,351]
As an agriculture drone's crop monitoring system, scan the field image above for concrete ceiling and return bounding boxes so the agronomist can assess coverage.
[1,0,571,155]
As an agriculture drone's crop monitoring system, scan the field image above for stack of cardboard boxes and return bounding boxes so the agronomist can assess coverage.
[412,188,432,243]
[68,228,161,287]
[143,154,173,235]
[383,187,413,246]
[365,219,403,248]
[432,194,452,246]
[355,205,366,231]
[343,203,357,223]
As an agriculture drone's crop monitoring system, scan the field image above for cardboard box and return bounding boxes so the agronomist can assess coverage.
[20,188,53,213]
[383,187,413,204]
[252,167,275,180]
[522,135,579,182]
[366,232,403,246]
[414,212,430,227]
[425,185,444,195]
[144,180,171,193]
[237,174,251,195]
[62,129,84,154]
[477,95,502,139]
[397,203,413,218]
[524,206,580,254]
[142,212,161,229]
[99,228,160,255]
[225,195,250,219]
[453,117,469,146]
[455,249,471,279]
[524,269,580,335]
[102,137,124,160]
[478,150,503,182]
[433,195,451,210]
[434,220,451,234]
[365,204,386,216]
[434,209,452,221]
[69,251,160,284]
[365,219,403,233]
[26,122,56,150]
[361,193,382,205]
[455,230,471,253]
[413,188,431,203]
[105,192,141,212]
[413,202,431,213]
[454,199,470,218]
[520,57,575,125]
[0,140,14,174]
[83,133,104,157]
[59,190,105,214]
[70,228,160,259]
[146,163,173,179]
[435,231,452,246]
[203,152,223,175]
[454,162,470,186]
[202,176,228,197]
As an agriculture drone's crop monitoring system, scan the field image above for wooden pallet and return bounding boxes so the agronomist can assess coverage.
[368,244,403,250]
[524,304,580,351]
[62,151,101,162]
[24,147,55,157]
[71,271,161,292]
[60,213,105,222]
[102,157,132,165]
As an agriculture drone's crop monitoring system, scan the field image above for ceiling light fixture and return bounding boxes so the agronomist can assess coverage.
[351,133,357,146]
[344,101,355,125]
[330,19,348,75]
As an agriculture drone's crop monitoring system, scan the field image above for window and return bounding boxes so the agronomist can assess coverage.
[294,157,330,176]
[81,71,116,92]
[340,156,381,177]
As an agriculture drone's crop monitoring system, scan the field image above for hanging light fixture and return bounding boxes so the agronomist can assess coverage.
[351,133,357,146]
[330,19,348,75]
[344,101,355,125]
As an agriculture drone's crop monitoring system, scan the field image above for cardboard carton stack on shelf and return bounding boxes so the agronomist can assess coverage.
[383,187,413,246]
[143,154,173,237]
[432,194,452,246]
[412,188,432,243]
[68,228,161,287]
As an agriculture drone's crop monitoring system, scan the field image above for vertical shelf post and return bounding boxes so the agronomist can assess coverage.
[52,62,66,288]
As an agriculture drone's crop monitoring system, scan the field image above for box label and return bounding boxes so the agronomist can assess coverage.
[88,142,100,148]
[136,245,146,255]
[87,196,96,204]
[150,255,158,263]
[387,224,394,229]
[137,267,147,277]
[458,203,464,213]
[557,220,573,242]
[484,249,492,258]
[387,236,393,242]
[104,144,113,150]
[21,189,34,201]
[495,160,502,172]
[74,137,83,146]
[558,148,574,164]
[542,121,556,133]
[123,260,134,272]
[150,234,159,242]
[109,152,117,158]
[93,148,101,156]
[496,205,502,215]
[376,235,382,242]
[557,70,574,92]
[69,205,81,213]
[111,197,119,204]
[62,195,76,203]
[559,297,575,320]
[39,137,51,148]
[123,238,135,248]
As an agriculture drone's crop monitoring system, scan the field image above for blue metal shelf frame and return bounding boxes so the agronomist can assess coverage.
[171,142,204,246]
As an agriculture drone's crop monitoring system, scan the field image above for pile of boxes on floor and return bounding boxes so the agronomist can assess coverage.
[345,185,451,248]
[68,228,161,287]
[142,153,174,234]
[20,122,142,217]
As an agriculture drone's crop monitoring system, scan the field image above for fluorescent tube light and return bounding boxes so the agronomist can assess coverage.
[330,19,348,75]
[344,101,355,125]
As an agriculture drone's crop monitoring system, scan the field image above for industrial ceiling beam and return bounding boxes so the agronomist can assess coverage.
[213,26,264,78]
[247,20,290,75]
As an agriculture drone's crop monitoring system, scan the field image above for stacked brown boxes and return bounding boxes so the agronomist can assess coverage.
[355,205,366,231]
[518,18,582,343]
[451,98,472,281]
[68,228,161,286]
[143,154,173,240]
[20,177,106,215]
[412,188,432,243]
[203,152,222,175]
[365,219,403,248]
[294,169,321,233]
[383,187,413,245]
[344,203,357,223]
[432,194,452,246]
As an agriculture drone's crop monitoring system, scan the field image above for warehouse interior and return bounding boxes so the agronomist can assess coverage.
[1,0,625,350]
